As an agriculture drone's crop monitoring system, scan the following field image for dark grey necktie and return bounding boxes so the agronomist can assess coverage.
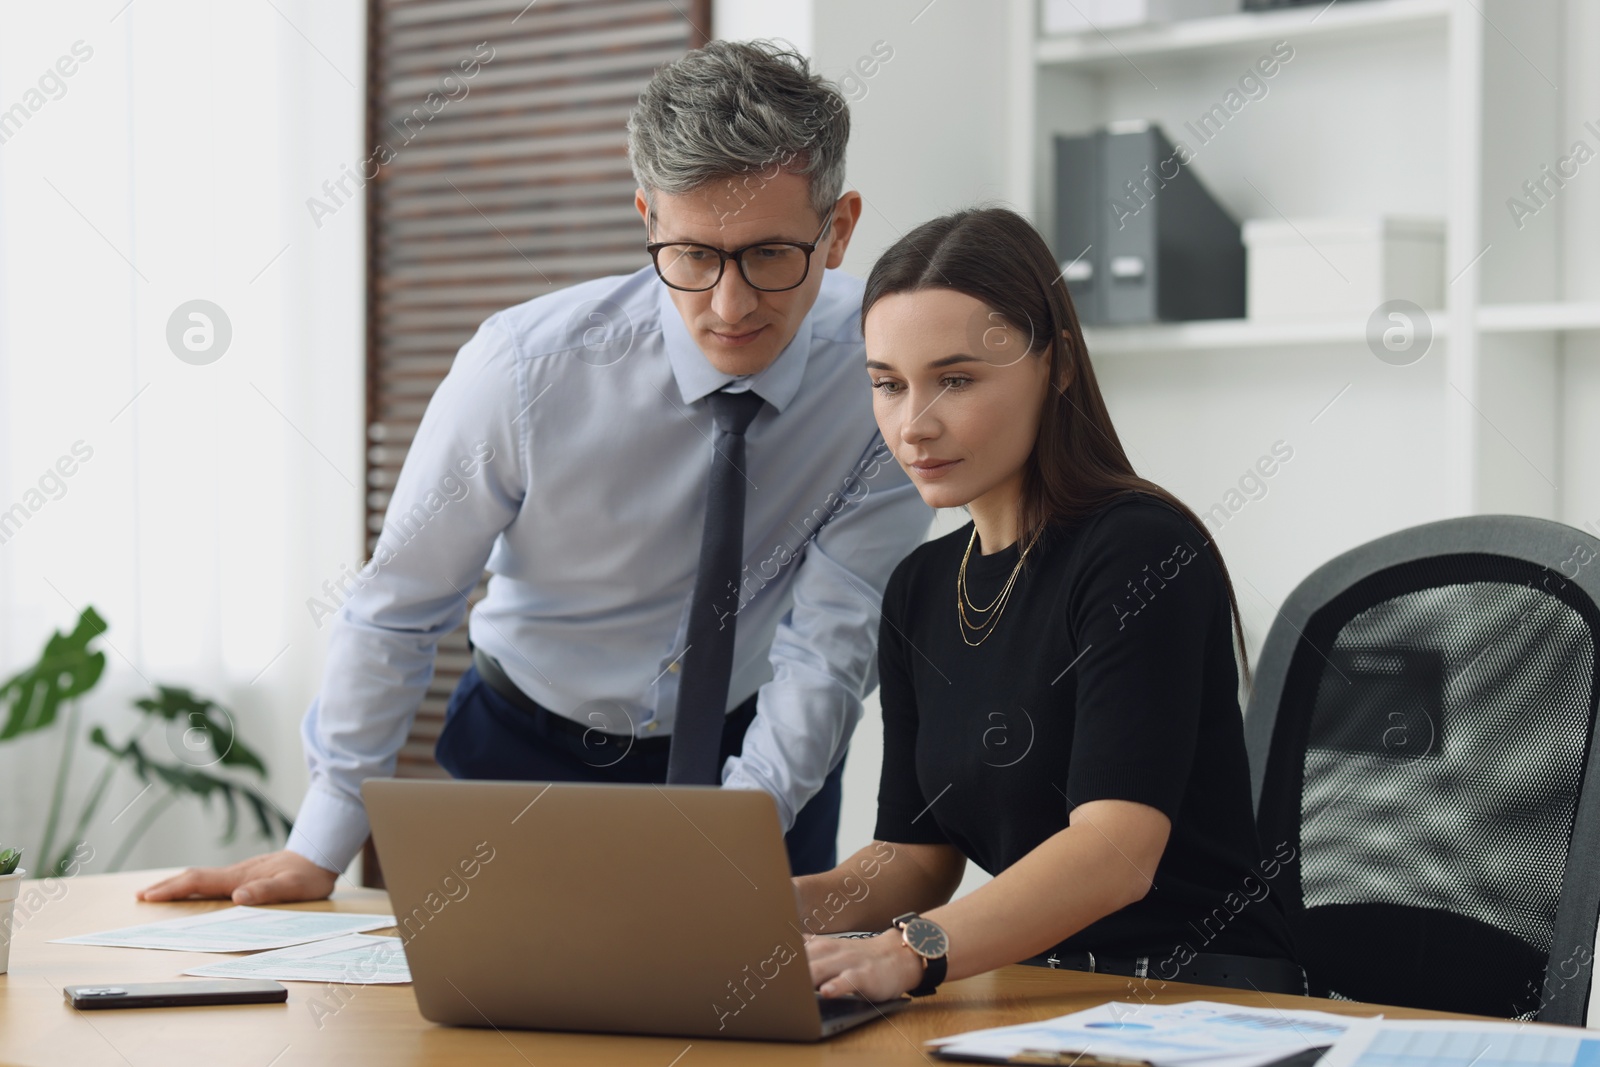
[666,386,766,785]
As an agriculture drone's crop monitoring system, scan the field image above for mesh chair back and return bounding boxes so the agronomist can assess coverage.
[1244,517,1600,1023]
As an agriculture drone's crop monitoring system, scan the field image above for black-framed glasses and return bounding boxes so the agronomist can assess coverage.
[646,206,836,293]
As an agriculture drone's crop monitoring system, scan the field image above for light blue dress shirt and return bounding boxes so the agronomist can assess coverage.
[286,264,934,872]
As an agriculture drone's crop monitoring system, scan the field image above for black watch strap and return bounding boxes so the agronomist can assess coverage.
[908,953,946,997]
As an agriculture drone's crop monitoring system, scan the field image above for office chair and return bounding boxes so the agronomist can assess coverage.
[1243,516,1600,1023]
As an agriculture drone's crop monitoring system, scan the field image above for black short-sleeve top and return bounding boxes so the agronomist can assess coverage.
[873,492,1295,962]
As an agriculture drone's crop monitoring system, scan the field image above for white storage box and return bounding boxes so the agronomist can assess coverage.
[1243,216,1445,320]
[1042,0,1239,36]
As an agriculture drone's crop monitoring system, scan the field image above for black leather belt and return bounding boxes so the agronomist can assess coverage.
[471,646,671,756]
[1022,949,1307,995]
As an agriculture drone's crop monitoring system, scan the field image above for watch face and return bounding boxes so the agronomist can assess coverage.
[902,918,948,959]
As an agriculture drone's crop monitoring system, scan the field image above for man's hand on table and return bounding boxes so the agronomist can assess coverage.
[136,849,338,904]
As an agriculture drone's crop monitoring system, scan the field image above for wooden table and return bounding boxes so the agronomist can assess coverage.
[0,869,1473,1066]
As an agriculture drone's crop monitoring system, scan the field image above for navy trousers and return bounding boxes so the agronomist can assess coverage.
[434,664,844,875]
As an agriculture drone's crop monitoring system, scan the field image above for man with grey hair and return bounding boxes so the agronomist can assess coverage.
[139,39,932,905]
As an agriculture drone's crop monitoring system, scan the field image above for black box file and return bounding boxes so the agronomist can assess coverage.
[1053,122,1245,326]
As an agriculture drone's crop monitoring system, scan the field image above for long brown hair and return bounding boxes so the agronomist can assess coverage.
[862,206,1251,682]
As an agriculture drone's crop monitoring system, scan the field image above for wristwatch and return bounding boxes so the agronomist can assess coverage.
[891,912,949,997]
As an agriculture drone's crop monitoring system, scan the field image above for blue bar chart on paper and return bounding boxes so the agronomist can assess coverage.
[1321,1021,1600,1067]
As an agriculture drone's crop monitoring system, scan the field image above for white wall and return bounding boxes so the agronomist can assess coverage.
[0,1,365,881]
[1558,0,1600,539]
[811,0,1013,276]
[713,0,813,56]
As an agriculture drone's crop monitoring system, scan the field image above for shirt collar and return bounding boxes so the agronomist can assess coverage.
[656,280,815,414]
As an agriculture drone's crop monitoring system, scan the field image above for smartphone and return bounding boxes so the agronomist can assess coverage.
[64,980,288,1010]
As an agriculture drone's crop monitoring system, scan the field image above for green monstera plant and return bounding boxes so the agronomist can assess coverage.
[0,607,292,877]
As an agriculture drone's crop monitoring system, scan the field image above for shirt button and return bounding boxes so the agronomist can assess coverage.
[667,661,681,674]
[646,722,659,733]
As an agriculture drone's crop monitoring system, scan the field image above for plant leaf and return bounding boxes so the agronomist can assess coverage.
[87,731,292,846]
[132,685,267,777]
[242,791,276,839]
[0,607,107,741]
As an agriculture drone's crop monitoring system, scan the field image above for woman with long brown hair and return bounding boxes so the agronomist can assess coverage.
[796,207,1300,1002]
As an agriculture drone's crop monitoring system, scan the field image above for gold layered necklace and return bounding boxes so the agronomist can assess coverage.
[957,525,1042,647]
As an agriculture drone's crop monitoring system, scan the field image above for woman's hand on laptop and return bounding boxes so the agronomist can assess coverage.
[136,850,338,904]
[807,931,924,1002]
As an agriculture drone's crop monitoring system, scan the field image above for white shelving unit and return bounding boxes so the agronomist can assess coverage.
[1033,0,1451,66]
[1003,0,1589,519]
[1479,302,1600,335]
[1083,316,1441,354]
[1085,302,1600,354]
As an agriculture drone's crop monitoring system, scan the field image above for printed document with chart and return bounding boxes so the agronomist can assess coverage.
[928,999,1355,1066]
[1317,1019,1600,1067]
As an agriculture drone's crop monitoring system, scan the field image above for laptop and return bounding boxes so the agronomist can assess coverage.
[361,778,910,1041]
